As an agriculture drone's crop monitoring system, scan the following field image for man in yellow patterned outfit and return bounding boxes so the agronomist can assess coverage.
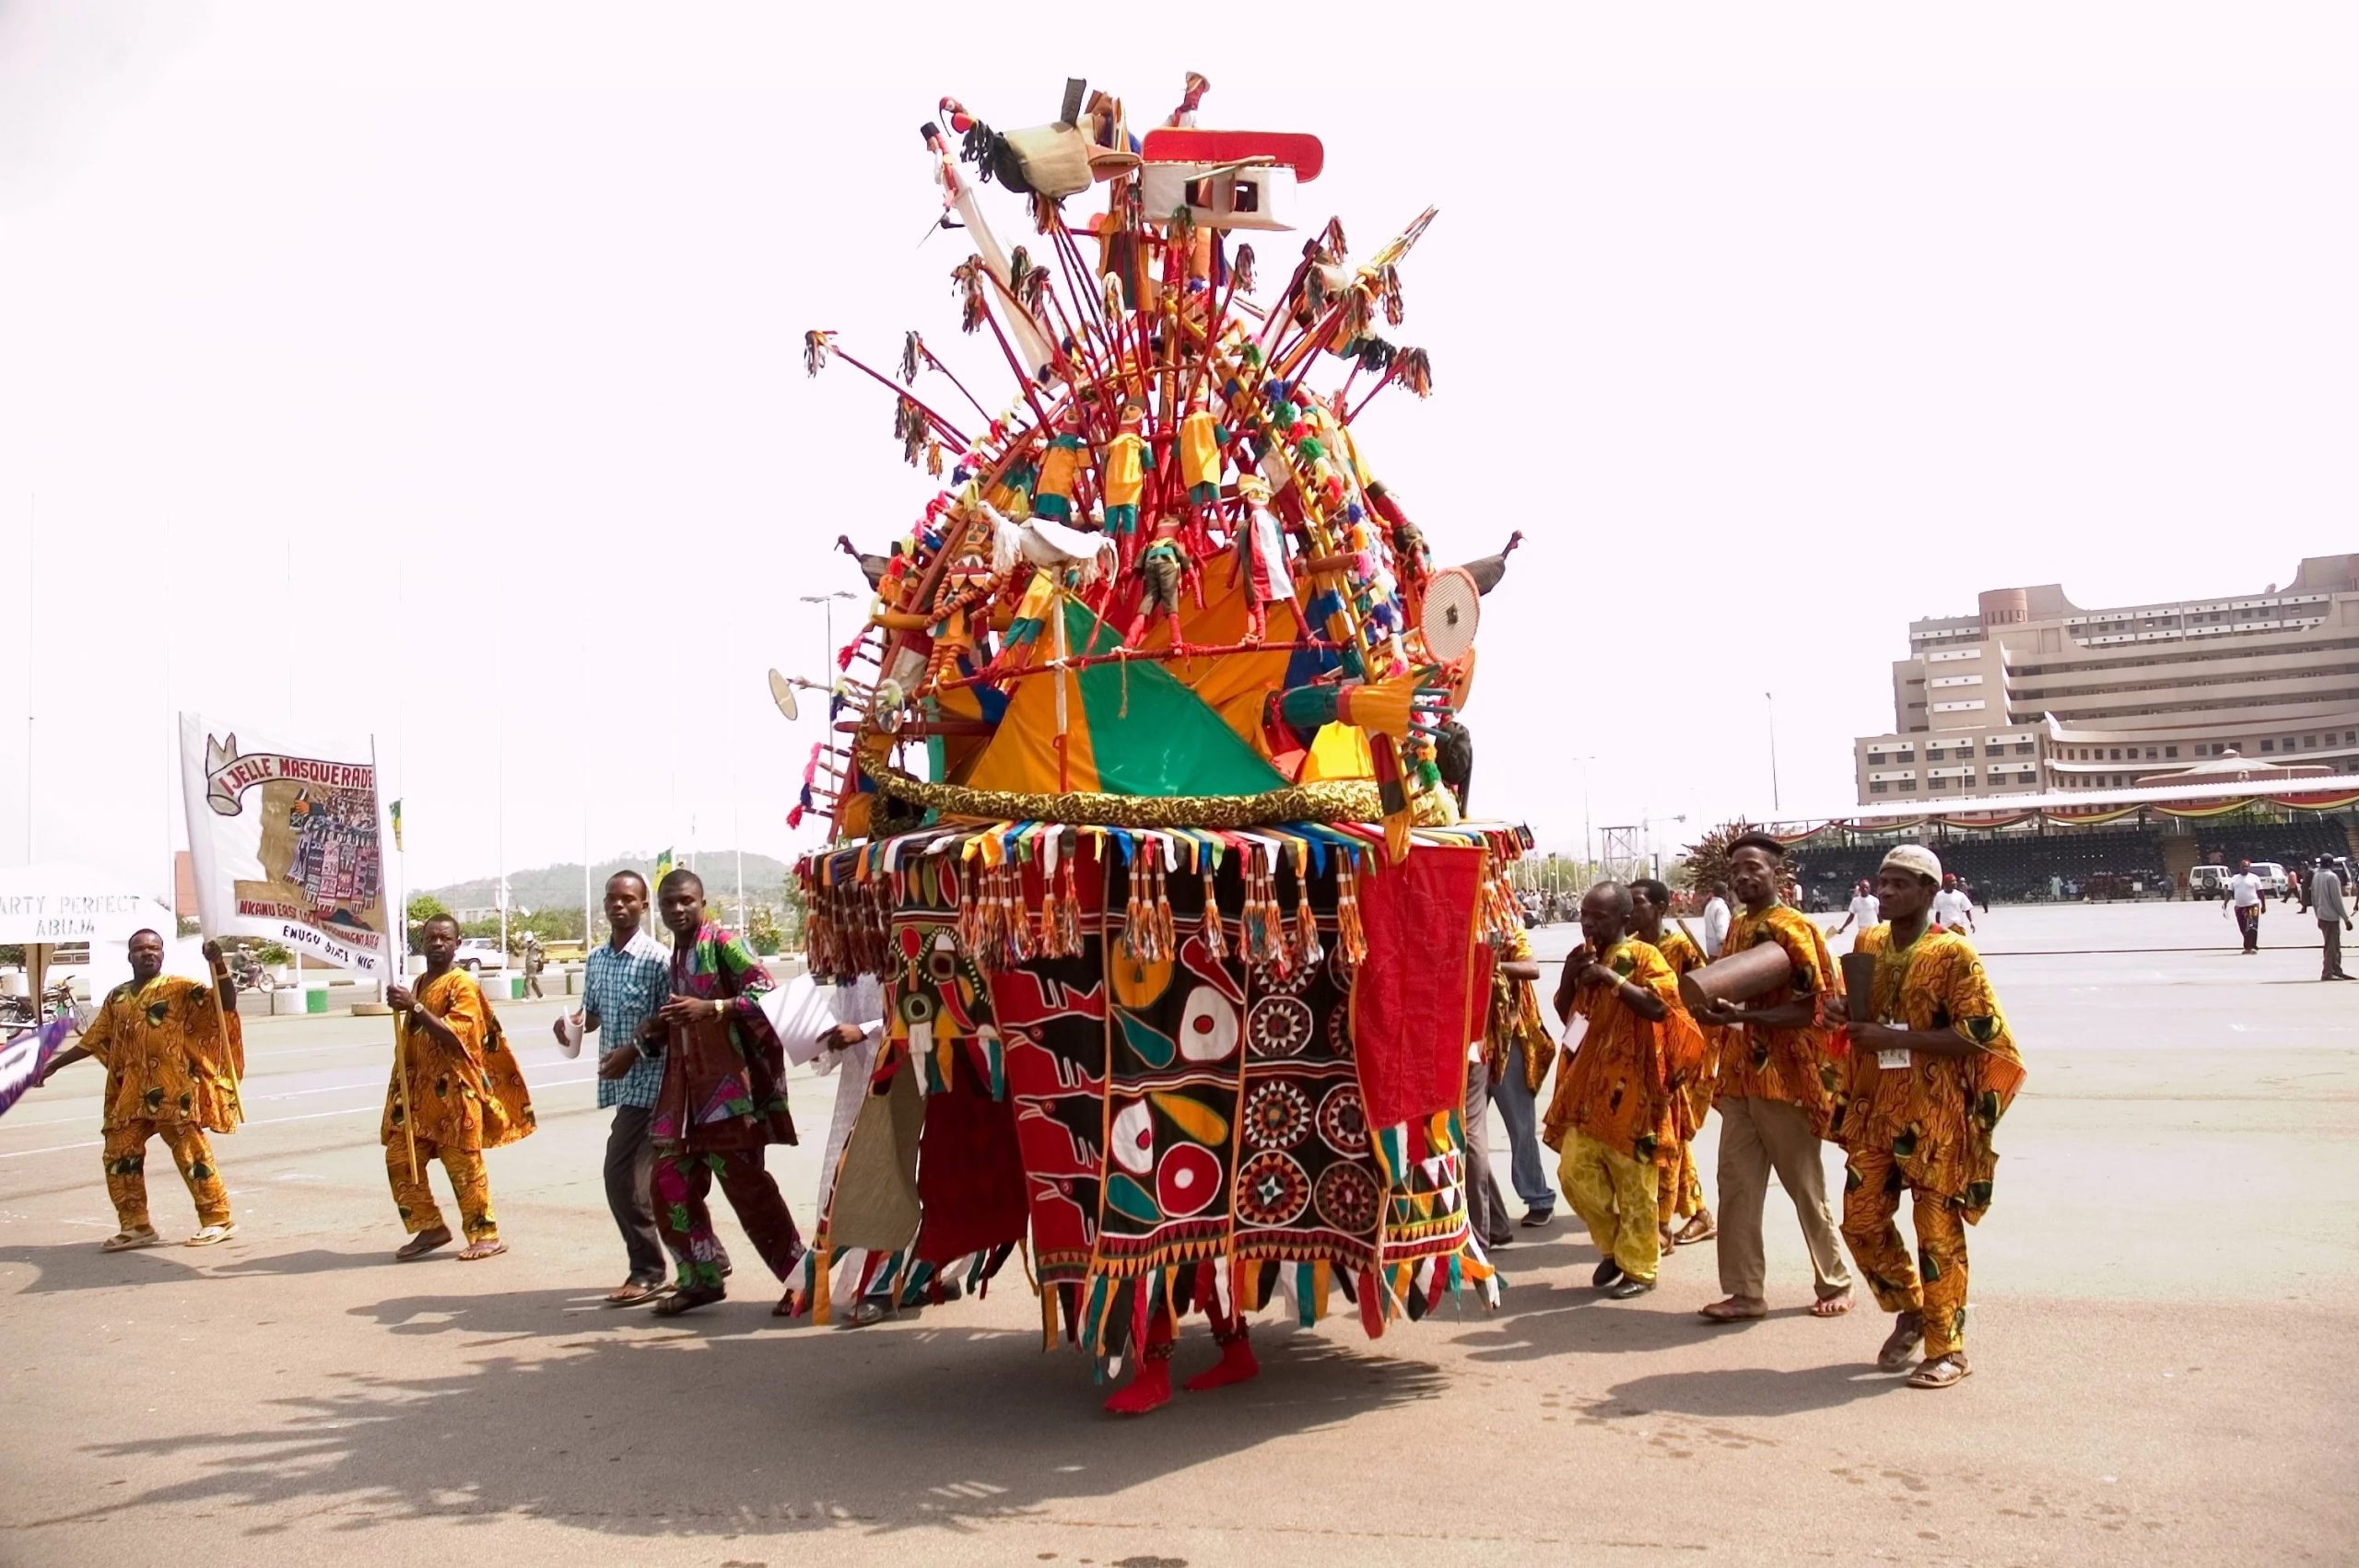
[1689,835,1855,1323]
[1631,877,1718,1250]
[1836,845,2027,1389]
[383,915,536,1261]
[39,930,243,1250]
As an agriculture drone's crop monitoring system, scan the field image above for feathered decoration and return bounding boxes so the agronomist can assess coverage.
[1341,285,1375,345]
[1019,262,1051,319]
[1394,346,1435,398]
[1320,216,1348,260]
[1031,192,1060,234]
[952,258,987,335]
[926,439,945,478]
[1356,338,1397,375]
[1377,264,1405,328]
[900,331,921,384]
[1233,243,1257,296]
[803,330,835,378]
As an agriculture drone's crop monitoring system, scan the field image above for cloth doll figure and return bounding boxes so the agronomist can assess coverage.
[1179,395,1227,509]
[1033,427,1086,522]
[1101,404,1149,554]
[1233,474,1299,644]
[1124,516,1194,649]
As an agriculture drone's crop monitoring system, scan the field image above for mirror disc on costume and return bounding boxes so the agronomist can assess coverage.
[1156,1144,1222,1218]
[1177,985,1240,1062]
[1418,567,1481,662]
[767,668,799,721]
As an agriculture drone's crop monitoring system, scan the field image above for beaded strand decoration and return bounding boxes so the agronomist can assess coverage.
[1334,852,1369,971]
[1290,851,1324,970]
[1199,857,1228,962]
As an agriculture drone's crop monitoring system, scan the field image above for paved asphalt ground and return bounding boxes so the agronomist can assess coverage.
[3,900,2353,1566]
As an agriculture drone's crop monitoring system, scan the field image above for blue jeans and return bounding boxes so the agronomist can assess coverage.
[1490,1053,1556,1214]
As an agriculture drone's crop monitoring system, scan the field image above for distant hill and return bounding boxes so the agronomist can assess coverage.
[424,850,792,913]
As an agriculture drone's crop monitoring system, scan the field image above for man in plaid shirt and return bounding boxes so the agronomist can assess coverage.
[562,871,687,1305]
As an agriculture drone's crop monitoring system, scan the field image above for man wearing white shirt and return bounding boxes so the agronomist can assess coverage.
[810,975,889,1322]
[1931,875,1977,936]
[1835,881,1881,948]
[2226,860,2264,954]
[1700,883,1732,959]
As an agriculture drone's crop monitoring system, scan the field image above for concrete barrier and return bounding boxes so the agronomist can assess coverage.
[269,988,307,1016]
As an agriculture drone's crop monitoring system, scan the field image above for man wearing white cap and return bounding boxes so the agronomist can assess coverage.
[1832,844,2027,1390]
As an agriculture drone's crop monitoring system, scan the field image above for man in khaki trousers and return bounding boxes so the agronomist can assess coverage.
[1687,835,1854,1322]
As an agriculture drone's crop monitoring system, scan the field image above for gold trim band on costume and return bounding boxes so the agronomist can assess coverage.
[869,766,1384,829]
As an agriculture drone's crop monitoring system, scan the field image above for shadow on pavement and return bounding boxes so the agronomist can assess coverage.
[1591,1361,1898,1418]
[36,1313,1452,1539]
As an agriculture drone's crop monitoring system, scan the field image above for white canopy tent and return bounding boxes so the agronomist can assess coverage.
[0,860,181,1012]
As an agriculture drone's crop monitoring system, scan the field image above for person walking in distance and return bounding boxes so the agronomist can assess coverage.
[1931,875,1976,936]
[2309,857,2353,981]
[2226,860,2264,954]
[1688,835,1856,1324]
[1700,882,1732,960]
[1835,880,1881,949]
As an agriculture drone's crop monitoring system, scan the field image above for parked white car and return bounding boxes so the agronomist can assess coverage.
[452,938,506,972]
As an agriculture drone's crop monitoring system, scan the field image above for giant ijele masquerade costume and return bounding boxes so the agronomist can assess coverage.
[791,74,1534,1411]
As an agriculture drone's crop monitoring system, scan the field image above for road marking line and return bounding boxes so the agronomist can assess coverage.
[0,1074,595,1160]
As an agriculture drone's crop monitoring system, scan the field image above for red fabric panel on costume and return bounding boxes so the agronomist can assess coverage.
[1352,845,1485,1128]
[913,1054,1031,1264]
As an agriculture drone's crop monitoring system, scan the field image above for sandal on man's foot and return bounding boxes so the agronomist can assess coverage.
[457,1239,507,1261]
[1907,1352,1972,1389]
[1672,1211,1718,1246]
[1810,1290,1855,1318]
[184,1223,237,1247]
[101,1227,161,1253]
[604,1279,670,1307]
[1877,1312,1925,1372]
[395,1228,453,1261]
[651,1285,726,1317]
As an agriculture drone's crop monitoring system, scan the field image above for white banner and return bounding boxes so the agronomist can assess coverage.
[178,714,393,977]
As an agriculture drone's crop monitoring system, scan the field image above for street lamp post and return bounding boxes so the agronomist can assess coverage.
[1572,755,1598,880]
[1766,691,1782,814]
[800,591,859,683]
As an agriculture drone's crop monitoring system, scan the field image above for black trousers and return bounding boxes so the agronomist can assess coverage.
[604,1105,667,1283]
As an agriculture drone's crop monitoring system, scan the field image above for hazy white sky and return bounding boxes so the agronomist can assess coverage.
[2,3,2353,901]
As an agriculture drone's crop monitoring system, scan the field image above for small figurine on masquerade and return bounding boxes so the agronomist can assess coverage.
[990,564,1074,687]
[1233,473,1299,644]
[923,487,1005,686]
[1124,514,1195,649]
[1403,733,1461,826]
[1178,391,1227,511]
[1032,423,1086,523]
[1101,403,1150,556]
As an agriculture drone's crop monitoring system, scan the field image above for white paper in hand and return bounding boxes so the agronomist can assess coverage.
[761,976,840,1067]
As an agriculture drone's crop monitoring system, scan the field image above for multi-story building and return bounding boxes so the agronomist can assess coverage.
[1852,554,2359,802]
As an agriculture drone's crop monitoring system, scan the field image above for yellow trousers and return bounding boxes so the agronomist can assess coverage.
[1656,1138,1706,1226]
[103,1120,230,1232]
[1561,1129,1661,1284]
[386,1136,498,1243]
[1841,1144,1969,1356]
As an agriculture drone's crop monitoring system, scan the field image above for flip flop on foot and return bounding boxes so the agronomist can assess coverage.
[1907,1352,1972,1389]
[604,1279,670,1307]
[395,1227,453,1261]
[1877,1312,1925,1372]
[184,1223,237,1247]
[651,1285,726,1317]
[457,1239,507,1261]
[1672,1211,1718,1246]
[1810,1289,1855,1318]
[101,1227,161,1253]
[1697,1295,1768,1323]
